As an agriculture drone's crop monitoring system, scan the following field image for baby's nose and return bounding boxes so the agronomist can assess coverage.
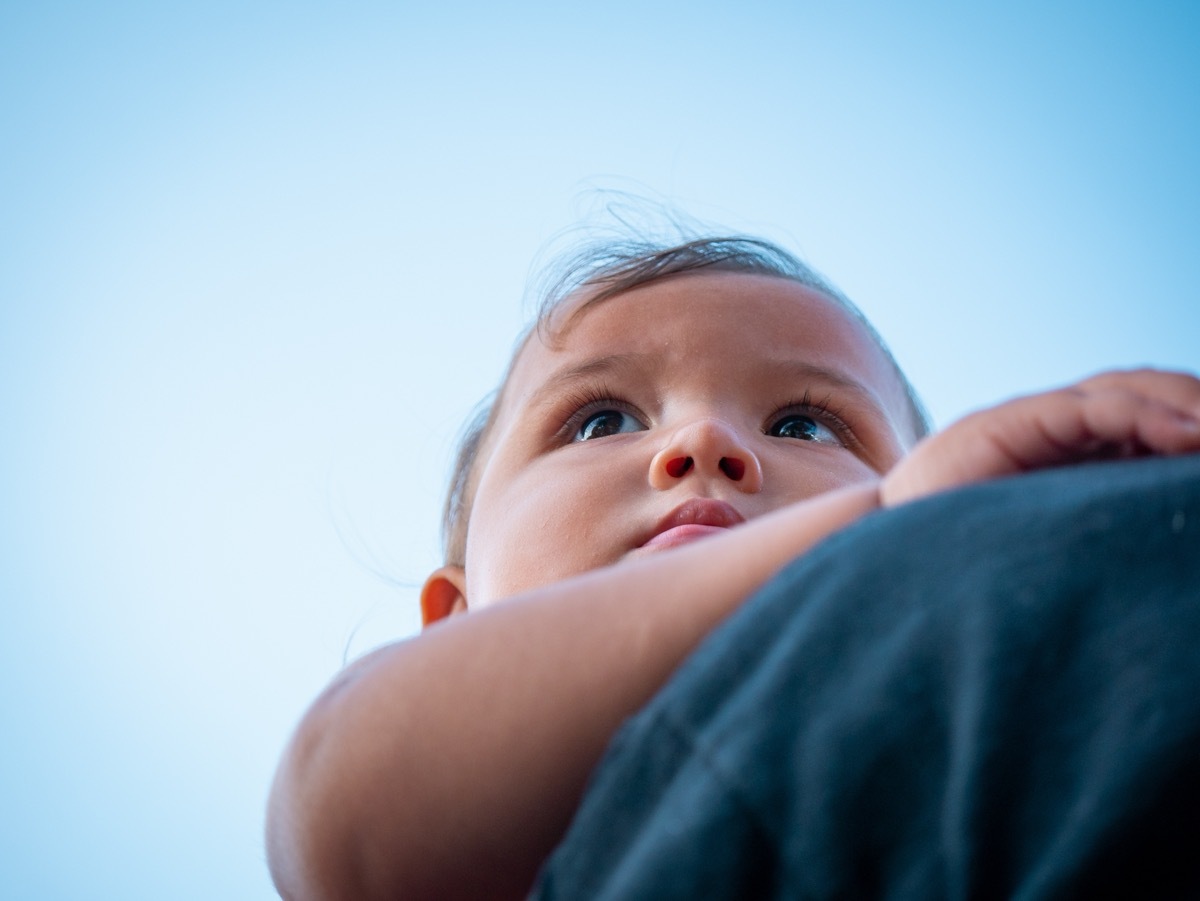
[649,418,763,492]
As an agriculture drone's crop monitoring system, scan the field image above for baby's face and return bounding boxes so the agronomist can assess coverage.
[463,272,912,606]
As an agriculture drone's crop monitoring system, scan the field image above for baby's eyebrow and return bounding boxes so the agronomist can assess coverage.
[524,352,896,435]
[758,358,896,426]
[527,353,645,408]
[765,359,876,398]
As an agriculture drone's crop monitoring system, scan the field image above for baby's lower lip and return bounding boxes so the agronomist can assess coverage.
[639,523,729,552]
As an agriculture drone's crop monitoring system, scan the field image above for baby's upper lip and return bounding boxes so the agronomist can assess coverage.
[640,498,746,547]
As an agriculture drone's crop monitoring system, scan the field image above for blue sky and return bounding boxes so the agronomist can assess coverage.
[2,3,1198,897]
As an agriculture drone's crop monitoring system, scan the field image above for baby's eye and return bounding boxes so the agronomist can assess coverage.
[574,409,646,441]
[767,413,842,445]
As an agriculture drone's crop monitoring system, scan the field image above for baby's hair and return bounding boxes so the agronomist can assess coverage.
[441,234,932,567]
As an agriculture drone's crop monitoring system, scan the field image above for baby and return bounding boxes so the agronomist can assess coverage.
[266,234,1200,900]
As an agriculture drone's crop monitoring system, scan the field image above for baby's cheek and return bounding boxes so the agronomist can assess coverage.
[789,455,879,499]
[465,530,564,605]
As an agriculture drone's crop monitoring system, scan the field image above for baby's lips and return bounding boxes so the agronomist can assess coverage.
[640,523,731,552]
[637,498,746,551]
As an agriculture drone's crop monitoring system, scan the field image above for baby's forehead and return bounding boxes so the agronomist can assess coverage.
[535,273,841,353]
[499,272,916,435]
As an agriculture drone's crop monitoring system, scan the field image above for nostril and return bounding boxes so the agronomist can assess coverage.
[719,458,745,481]
[666,457,693,478]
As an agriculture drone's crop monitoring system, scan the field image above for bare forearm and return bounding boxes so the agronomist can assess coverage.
[267,482,880,901]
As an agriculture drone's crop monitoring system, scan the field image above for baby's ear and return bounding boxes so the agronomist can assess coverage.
[420,565,468,628]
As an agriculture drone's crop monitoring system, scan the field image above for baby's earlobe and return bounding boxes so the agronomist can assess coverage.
[420,566,469,627]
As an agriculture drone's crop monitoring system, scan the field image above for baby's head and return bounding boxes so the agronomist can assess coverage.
[421,235,930,622]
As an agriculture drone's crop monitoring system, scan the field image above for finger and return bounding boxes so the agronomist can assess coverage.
[1077,387,1200,457]
[972,387,1200,473]
[1078,368,1200,417]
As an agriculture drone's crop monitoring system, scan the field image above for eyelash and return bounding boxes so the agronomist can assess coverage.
[552,386,858,447]
[554,384,646,443]
[765,392,857,445]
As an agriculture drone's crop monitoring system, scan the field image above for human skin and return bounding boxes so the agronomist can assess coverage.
[457,272,914,607]
[266,273,1200,901]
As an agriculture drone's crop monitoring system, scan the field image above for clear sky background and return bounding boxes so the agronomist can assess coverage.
[2,2,1197,898]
